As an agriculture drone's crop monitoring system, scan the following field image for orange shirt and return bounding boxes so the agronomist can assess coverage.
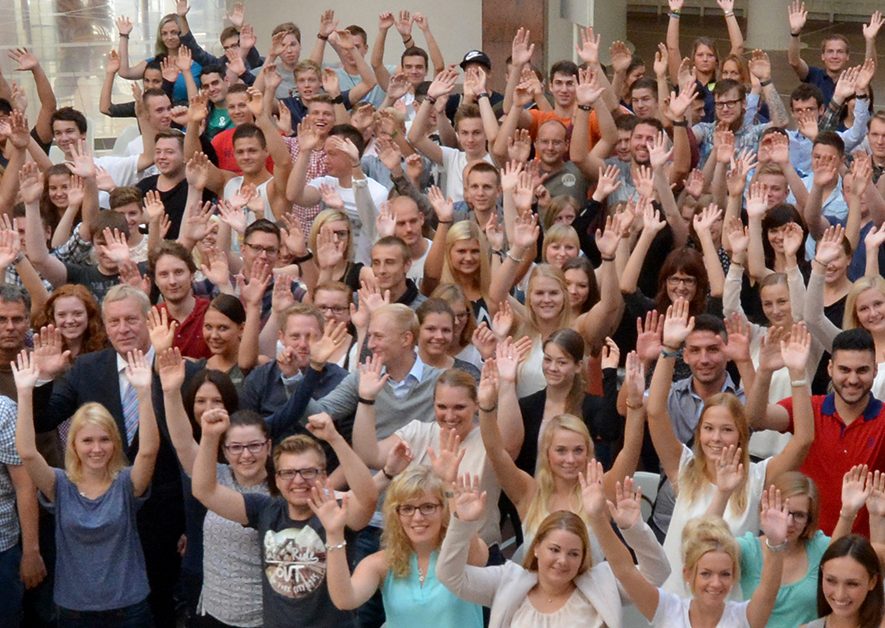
[528,108,603,150]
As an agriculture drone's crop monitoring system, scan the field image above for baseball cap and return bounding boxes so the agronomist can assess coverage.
[460,50,492,71]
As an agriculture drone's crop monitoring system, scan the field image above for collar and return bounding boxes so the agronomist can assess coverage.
[821,392,883,422]
[397,279,420,305]
[672,372,739,398]
[389,352,425,385]
[116,346,156,373]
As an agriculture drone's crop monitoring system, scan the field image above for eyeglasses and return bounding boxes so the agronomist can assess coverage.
[714,99,741,110]
[317,305,349,315]
[787,510,809,523]
[667,276,697,287]
[275,467,324,481]
[222,42,241,51]
[396,502,442,517]
[243,242,280,256]
[224,441,268,456]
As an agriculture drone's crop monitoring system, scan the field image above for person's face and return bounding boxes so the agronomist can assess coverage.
[143,68,164,91]
[829,348,877,406]
[323,135,354,175]
[666,270,698,302]
[47,173,71,209]
[419,312,454,359]
[626,64,646,89]
[295,70,321,99]
[546,427,589,480]
[308,103,335,137]
[449,238,481,276]
[313,289,351,326]
[823,247,851,284]
[630,87,657,118]
[448,299,470,339]
[542,343,581,388]
[275,450,325,506]
[564,268,590,309]
[103,298,149,355]
[371,245,409,292]
[869,118,885,160]
[279,33,302,67]
[683,330,727,384]
[234,136,268,175]
[202,73,228,104]
[757,174,788,208]
[280,314,322,369]
[52,120,84,154]
[811,143,842,175]
[52,295,89,343]
[223,424,269,484]
[0,300,28,352]
[687,550,735,601]
[393,201,424,246]
[397,490,444,545]
[154,137,184,177]
[689,97,706,125]
[242,231,280,273]
[554,204,577,226]
[549,71,577,107]
[534,529,584,589]
[720,59,741,82]
[401,54,427,86]
[630,122,658,164]
[221,36,240,55]
[544,240,579,269]
[714,88,743,126]
[821,556,878,618]
[367,315,411,366]
[193,381,226,423]
[693,44,717,74]
[321,220,350,255]
[766,222,794,255]
[790,97,822,124]
[535,123,568,166]
[854,288,885,334]
[455,118,486,156]
[113,202,144,238]
[821,39,849,73]
[73,423,115,473]
[202,308,242,356]
[145,94,172,130]
[760,283,792,328]
[784,494,811,543]
[464,171,499,212]
[615,129,632,162]
[433,383,476,442]
[698,406,740,462]
[160,20,181,50]
[529,276,565,321]
[226,92,252,126]
[153,254,193,304]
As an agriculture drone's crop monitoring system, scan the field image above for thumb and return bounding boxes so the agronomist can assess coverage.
[606,500,617,519]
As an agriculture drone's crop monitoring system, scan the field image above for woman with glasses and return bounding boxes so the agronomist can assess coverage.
[312,281,357,369]
[308,466,485,628]
[305,209,373,294]
[431,283,485,372]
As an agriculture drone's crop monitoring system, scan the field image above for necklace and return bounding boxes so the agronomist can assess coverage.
[417,565,425,584]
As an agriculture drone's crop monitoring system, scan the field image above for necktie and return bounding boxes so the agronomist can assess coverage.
[121,378,140,446]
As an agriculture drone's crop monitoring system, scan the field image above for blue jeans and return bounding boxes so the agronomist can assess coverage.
[56,599,152,628]
[0,543,24,628]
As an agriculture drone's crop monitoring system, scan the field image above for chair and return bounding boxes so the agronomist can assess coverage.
[632,471,661,523]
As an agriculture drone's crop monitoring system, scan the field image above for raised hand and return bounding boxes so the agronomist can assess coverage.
[201,407,230,437]
[428,428,465,483]
[662,298,695,349]
[427,186,454,223]
[185,152,210,189]
[309,482,348,535]
[491,299,514,339]
[512,211,540,250]
[306,412,342,443]
[238,259,272,308]
[156,347,185,392]
[595,164,622,201]
[125,350,152,391]
[495,337,519,383]
[748,49,772,82]
[780,322,811,374]
[683,169,704,199]
[713,443,744,494]
[471,323,498,361]
[66,139,96,179]
[575,26,599,65]
[575,67,605,106]
[116,16,134,36]
[648,131,673,170]
[18,162,43,205]
[451,473,487,522]
[507,129,532,164]
[11,350,39,391]
[788,0,807,34]
[97,228,131,265]
[622,350,645,407]
[866,470,885,519]
[427,68,458,100]
[477,360,498,410]
[725,217,749,256]
[608,476,643,530]
[760,485,790,546]
[484,213,504,252]
[633,165,654,199]
[358,354,389,400]
[8,48,39,72]
[31,326,72,380]
[693,203,723,236]
[841,464,872,519]
[579,459,608,520]
[511,28,535,66]
[723,312,751,364]
[0,224,20,270]
[745,181,768,219]
[758,325,786,372]
[309,321,348,366]
[814,224,846,266]
[595,213,622,260]
[395,10,413,38]
[147,306,178,354]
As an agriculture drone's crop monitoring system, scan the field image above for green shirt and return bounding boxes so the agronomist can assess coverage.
[207,106,233,140]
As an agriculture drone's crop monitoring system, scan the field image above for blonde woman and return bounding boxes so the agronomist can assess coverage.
[13,349,158,626]
[310,466,485,628]
[306,208,373,293]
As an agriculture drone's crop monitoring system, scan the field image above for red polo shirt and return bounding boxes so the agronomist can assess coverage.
[211,127,275,175]
[780,393,885,536]
[159,298,212,360]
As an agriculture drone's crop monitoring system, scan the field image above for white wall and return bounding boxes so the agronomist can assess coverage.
[245,0,483,68]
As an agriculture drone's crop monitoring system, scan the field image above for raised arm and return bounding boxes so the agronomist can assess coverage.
[745,181,774,282]
[787,1,810,80]
[606,351,649,496]
[745,326,793,431]
[413,13,444,75]
[156,347,198,474]
[665,0,685,83]
[192,408,248,524]
[576,215,624,349]
[124,351,159,496]
[746,487,788,628]
[21,164,67,287]
[350,355,396,470]
[694,204,726,296]
[407,69,458,166]
[619,201,667,295]
[749,50,789,128]
[115,17,147,79]
[718,0,744,55]
[863,11,884,61]
[285,119,323,206]
[371,13,394,91]
[6,48,56,144]
[12,351,56,500]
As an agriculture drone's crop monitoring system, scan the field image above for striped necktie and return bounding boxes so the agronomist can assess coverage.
[121,379,139,446]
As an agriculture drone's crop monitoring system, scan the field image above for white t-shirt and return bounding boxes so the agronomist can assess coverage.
[307,175,389,266]
[653,587,750,627]
[439,146,494,203]
[94,154,141,208]
[662,445,770,595]
[407,237,432,286]
[395,421,501,545]
[124,135,158,179]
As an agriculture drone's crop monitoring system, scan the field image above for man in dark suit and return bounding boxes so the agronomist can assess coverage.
[32,284,200,626]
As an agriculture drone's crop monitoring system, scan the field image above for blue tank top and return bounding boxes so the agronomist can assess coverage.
[380,551,483,628]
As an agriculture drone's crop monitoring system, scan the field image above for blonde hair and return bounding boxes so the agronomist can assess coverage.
[371,303,420,341]
[771,471,820,542]
[308,209,353,261]
[844,277,885,330]
[679,394,751,515]
[682,516,740,594]
[431,283,476,350]
[522,510,592,573]
[541,224,580,266]
[155,14,180,56]
[523,415,595,535]
[541,195,580,232]
[440,221,491,296]
[520,265,572,337]
[382,466,449,578]
[65,403,127,484]
[272,434,326,470]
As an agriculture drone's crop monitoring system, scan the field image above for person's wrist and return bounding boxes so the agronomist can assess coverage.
[119,32,130,39]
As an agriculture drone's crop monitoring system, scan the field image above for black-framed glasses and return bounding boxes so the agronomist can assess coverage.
[275,467,324,481]
[667,275,697,287]
[396,502,442,517]
[714,99,741,110]
[787,510,809,523]
[243,242,280,256]
[317,305,349,315]
[223,441,268,456]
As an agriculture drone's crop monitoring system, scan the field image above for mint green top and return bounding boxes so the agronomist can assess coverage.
[381,551,483,628]
[738,530,830,628]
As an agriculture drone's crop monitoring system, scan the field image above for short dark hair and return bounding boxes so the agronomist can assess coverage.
[713,79,745,100]
[154,129,185,149]
[616,115,639,132]
[549,60,579,81]
[144,59,162,74]
[831,328,876,359]
[51,107,87,134]
[630,76,658,97]
[228,83,249,96]
[633,116,664,134]
[345,25,368,43]
[244,218,280,243]
[148,240,197,276]
[373,236,410,262]
[200,64,226,80]
[209,293,246,325]
[329,123,365,157]
[219,26,239,43]
[690,314,727,339]
[92,211,130,240]
[233,123,267,149]
[790,83,824,108]
[813,131,845,156]
[401,46,428,67]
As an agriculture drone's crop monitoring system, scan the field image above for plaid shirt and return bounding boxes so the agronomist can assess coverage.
[283,136,329,235]
[0,396,21,551]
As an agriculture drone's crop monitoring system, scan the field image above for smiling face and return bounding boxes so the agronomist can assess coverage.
[275,450,324,507]
[564,268,590,310]
[686,550,735,601]
[73,422,115,473]
[52,120,84,155]
[683,330,728,386]
[464,170,499,212]
[666,270,698,303]
[534,528,585,588]
[402,54,427,87]
[714,87,743,126]
[226,91,252,127]
[546,427,589,481]
[449,238,481,276]
[433,383,476,442]
[52,295,89,343]
[854,287,885,333]
[821,555,878,619]
[371,244,409,293]
[102,297,150,356]
[234,135,268,175]
[542,342,581,388]
[630,87,657,118]
[160,19,181,51]
[145,94,173,130]
[154,137,184,177]
[47,173,71,210]
[720,59,742,82]
[529,276,565,322]
[697,405,740,462]
[544,239,579,269]
[760,282,792,328]
[420,312,454,360]
[280,314,322,369]
[829,348,876,407]
[821,38,849,74]
[757,173,789,209]
[202,308,242,356]
[113,202,144,239]
[535,122,568,167]
[202,72,228,104]
[397,490,444,545]
[630,122,658,164]
[549,71,577,108]
[223,424,269,484]
[307,101,335,138]
[313,288,351,327]
[153,254,193,305]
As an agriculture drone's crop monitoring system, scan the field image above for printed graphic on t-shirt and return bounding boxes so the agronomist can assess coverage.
[262,525,326,598]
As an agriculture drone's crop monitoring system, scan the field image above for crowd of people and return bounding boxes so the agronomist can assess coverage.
[0,0,884,626]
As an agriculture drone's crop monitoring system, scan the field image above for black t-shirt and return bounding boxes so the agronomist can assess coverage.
[64,261,149,303]
[136,176,214,239]
[244,493,355,628]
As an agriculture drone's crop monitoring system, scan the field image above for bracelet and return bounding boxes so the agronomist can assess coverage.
[790,378,808,387]
[506,251,524,264]
[856,93,870,100]
[426,95,438,105]
[292,250,313,264]
[723,11,734,17]
[812,258,829,269]
[760,79,772,87]
[11,251,24,266]
[403,36,414,46]
[790,31,802,37]
[119,33,130,39]
[661,346,681,358]
[330,94,344,105]
[358,396,376,405]
[317,33,329,41]
[577,103,593,111]
[600,255,615,262]
[669,11,680,19]
[325,540,347,552]
[765,538,788,553]
[672,119,688,128]
[382,467,395,480]
[479,404,497,413]
[437,219,453,225]
[476,92,490,100]
[625,400,643,410]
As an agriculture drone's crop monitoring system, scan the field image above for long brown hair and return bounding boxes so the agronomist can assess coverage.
[33,284,107,355]
[543,329,586,415]
[818,536,884,628]
[654,248,708,316]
